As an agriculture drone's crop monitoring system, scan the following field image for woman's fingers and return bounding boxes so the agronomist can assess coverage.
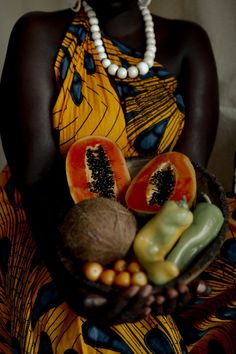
[177,283,192,306]
[152,294,165,315]
[81,280,211,323]
[189,279,212,296]
[138,284,153,299]
[109,285,155,323]
[103,285,141,323]
[83,294,107,308]
[145,295,155,306]
[152,284,191,315]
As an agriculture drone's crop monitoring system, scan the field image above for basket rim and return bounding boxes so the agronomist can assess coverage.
[57,157,229,294]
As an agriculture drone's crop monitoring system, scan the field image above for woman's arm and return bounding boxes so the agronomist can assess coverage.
[0,12,78,304]
[0,11,74,225]
[155,16,219,167]
[0,12,144,324]
[174,21,219,166]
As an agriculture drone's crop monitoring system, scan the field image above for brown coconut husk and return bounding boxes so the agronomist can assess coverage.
[58,197,138,268]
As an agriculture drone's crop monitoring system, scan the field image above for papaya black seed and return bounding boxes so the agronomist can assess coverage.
[149,165,175,206]
[86,145,115,199]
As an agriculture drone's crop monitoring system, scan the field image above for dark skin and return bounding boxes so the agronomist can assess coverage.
[0,0,218,324]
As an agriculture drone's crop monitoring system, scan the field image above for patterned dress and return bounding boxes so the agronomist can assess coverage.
[0,9,236,354]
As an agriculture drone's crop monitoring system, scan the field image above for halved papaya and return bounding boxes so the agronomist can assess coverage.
[125,152,196,214]
[66,135,131,203]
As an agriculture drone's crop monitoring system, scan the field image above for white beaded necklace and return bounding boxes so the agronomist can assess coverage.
[82,0,156,79]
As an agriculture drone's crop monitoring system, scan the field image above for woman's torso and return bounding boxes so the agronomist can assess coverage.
[52,9,186,157]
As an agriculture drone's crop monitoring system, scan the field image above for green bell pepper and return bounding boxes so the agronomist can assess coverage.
[166,201,224,271]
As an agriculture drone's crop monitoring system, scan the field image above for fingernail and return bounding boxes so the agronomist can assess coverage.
[128,286,140,297]
[84,297,107,307]
[145,295,155,306]
[178,283,189,294]
[140,284,153,297]
[144,307,152,316]
[197,282,207,294]
[167,288,178,299]
[156,295,165,305]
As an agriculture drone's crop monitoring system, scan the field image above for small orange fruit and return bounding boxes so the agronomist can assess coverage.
[100,269,116,286]
[114,271,131,287]
[83,262,103,281]
[113,259,127,272]
[127,261,141,273]
[131,271,148,286]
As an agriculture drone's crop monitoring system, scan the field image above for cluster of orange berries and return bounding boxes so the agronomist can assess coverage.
[82,259,148,287]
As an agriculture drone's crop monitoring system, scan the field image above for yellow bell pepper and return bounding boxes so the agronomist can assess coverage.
[146,260,180,285]
[133,198,193,285]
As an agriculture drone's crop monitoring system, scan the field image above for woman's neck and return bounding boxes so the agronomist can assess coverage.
[95,5,146,50]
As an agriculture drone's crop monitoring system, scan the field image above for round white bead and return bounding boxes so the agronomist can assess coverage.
[141,8,149,15]
[144,57,154,68]
[102,58,111,68]
[137,61,149,75]
[90,24,99,32]
[92,32,101,40]
[117,67,128,79]
[146,44,156,52]
[94,39,103,47]
[144,14,152,21]
[144,53,155,61]
[98,52,107,60]
[147,38,156,46]
[89,17,99,25]
[127,66,139,78]
[145,25,154,33]
[145,20,154,28]
[144,50,155,59]
[96,45,105,53]
[87,10,96,18]
[83,4,92,12]
[146,32,155,39]
[107,63,119,76]
[83,1,90,7]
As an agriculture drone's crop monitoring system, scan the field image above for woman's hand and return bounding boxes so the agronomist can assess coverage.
[151,279,211,315]
[65,278,210,325]
[100,285,154,324]
[64,284,154,325]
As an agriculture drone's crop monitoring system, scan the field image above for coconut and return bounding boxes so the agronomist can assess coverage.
[58,197,138,266]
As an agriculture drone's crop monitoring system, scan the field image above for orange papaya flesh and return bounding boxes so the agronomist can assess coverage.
[125,152,196,214]
[66,135,131,203]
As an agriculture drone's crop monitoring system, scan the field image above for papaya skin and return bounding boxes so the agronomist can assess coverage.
[125,152,197,214]
[66,135,131,203]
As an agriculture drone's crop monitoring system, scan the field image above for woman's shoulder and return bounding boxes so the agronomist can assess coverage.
[154,14,210,38]
[152,14,214,68]
[154,15,212,52]
[9,9,74,50]
[13,9,74,30]
[4,9,75,73]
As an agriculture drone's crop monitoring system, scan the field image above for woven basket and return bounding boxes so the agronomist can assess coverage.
[57,157,228,295]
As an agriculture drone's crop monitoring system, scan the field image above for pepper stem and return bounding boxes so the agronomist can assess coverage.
[177,196,188,209]
[202,193,212,204]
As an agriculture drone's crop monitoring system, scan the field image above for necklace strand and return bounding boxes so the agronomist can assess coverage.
[82,1,156,79]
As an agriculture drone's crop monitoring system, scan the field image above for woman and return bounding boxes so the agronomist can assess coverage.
[0,0,235,352]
